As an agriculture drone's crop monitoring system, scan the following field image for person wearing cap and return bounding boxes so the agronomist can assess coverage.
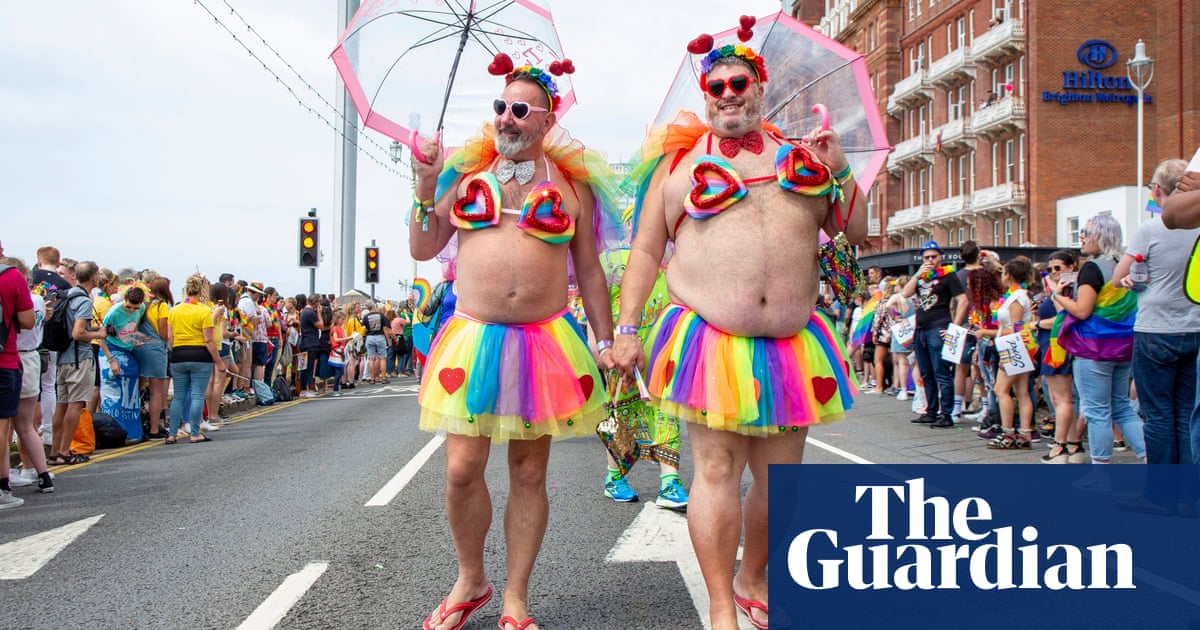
[613,16,863,630]
[410,53,622,630]
[901,240,968,429]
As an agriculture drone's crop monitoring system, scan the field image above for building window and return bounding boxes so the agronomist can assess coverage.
[992,220,1000,246]
[1005,139,1015,183]
[1004,218,1014,246]
[970,225,977,241]
[958,155,969,196]
[916,0,921,17]
[991,142,999,186]
[1018,216,1026,243]
[957,17,967,47]
[919,168,927,205]
[958,227,966,244]
[909,0,915,20]
[1018,133,1026,182]
[1068,217,1079,244]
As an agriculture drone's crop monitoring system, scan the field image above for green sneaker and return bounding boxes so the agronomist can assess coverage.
[655,478,689,511]
[604,476,639,502]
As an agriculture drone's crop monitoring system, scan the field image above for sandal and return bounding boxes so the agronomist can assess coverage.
[987,432,1031,450]
[497,616,536,630]
[46,454,70,466]
[164,437,177,444]
[733,592,769,630]
[1042,441,1069,464]
[1066,441,1089,464]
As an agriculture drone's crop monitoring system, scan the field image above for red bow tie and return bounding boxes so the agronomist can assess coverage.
[718,132,764,158]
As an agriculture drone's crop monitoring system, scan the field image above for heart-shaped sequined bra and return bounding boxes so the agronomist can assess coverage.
[684,156,748,219]
[450,173,502,230]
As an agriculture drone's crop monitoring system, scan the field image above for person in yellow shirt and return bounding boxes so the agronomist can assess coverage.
[166,275,225,443]
[342,302,365,388]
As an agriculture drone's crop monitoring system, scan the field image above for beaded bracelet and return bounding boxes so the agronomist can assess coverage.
[616,325,639,336]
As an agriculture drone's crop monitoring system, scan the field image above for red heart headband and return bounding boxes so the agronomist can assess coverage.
[688,15,768,87]
[486,53,575,111]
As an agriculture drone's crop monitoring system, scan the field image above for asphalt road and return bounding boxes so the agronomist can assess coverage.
[0,380,1139,629]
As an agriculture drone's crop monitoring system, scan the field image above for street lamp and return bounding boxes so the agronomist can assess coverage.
[1126,39,1154,223]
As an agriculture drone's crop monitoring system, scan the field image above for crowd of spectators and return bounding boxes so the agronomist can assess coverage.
[1,243,421,510]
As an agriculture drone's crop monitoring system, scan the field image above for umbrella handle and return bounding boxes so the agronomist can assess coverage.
[406,130,443,165]
[800,104,831,143]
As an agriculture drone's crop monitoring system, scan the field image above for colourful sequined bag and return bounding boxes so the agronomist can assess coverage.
[818,193,866,304]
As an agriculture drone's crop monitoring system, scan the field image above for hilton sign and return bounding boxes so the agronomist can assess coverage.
[1042,40,1153,106]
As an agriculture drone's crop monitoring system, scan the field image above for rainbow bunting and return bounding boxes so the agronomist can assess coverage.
[849,294,882,349]
[1047,282,1137,365]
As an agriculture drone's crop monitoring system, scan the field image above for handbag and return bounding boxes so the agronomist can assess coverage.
[818,187,866,305]
[596,372,642,477]
[328,348,346,367]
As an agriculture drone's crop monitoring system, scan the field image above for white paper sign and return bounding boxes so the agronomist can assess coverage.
[1187,146,1200,173]
[940,323,969,364]
[996,332,1035,375]
[891,316,916,348]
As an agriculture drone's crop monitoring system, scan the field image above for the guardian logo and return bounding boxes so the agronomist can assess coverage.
[786,478,1135,591]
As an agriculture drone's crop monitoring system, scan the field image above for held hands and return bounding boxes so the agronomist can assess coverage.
[596,347,617,371]
[612,334,645,384]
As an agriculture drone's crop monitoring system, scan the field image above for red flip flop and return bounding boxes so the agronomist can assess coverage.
[498,615,536,630]
[423,584,493,630]
[733,592,768,630]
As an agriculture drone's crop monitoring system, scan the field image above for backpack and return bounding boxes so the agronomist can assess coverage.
[272,374,294,402]
[41,289,85,353]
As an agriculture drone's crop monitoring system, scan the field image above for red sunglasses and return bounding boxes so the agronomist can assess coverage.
[704,74,756,98]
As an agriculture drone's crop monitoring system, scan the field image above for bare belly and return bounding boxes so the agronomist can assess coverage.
[452,223,570,323]
[666,188,825,338]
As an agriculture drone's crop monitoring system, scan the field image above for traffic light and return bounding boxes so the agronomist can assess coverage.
[299,218,319,267]
[364,246,380,284]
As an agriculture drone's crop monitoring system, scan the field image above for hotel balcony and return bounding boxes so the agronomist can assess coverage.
[886,70,931,116]
[972,182,1026,216]
[885,134,933,175]
[929,195,972,222]
[888,205,929,231]
[932,118,973,154]
[972,98,1025,140]
[928,47,974,89]
[973,18,1025,65]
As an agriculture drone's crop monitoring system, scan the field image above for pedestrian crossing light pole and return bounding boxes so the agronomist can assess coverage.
[365,240,379,300]
[299,209,319,295]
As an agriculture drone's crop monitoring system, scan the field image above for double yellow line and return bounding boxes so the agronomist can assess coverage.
[48,398,308,473]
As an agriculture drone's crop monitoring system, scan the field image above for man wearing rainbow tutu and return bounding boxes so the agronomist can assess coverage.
[410,55,621,630]
[613,17,863,630]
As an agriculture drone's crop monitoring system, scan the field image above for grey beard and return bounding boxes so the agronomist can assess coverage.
[710,99,763,136]
[495,129,535,157]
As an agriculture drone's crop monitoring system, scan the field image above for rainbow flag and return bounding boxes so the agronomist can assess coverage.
[1047,282,1137,365]
[849,294,882,349]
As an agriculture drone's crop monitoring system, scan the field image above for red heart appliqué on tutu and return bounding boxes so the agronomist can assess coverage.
[812,377,837,405]
[439,368,466,395]
[783,146,831,188]
[578,374,594,400]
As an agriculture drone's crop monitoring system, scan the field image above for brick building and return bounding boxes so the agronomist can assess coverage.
[788,0,1200,259]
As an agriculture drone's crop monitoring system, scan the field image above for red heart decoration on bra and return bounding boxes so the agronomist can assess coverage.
[783,146,832,188]
[689,160,741,210]
[452,177,498,225]
[520,186,571,234]
[812,376,837,404]
[578,374,594,400]
[439,368,466,395]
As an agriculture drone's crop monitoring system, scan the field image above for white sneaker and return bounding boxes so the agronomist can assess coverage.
[896,391,909,401]
[300,391,315,398]
[9,469,34,487]
[0,490,23,510]
[199,421,220,432]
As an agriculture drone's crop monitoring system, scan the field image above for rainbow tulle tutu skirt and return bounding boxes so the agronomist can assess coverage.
[418,308,604,442]
[644,303,858,436]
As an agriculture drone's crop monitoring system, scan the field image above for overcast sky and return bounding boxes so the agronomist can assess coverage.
[1,0,783,300]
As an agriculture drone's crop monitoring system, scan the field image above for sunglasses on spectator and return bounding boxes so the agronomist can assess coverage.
[1050,265,1066,272]
[705,74,756,98]
[1079,229,1090,238]
[493,99,548,120]
[922,254,940,260]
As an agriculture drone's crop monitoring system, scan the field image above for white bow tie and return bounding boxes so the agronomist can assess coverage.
[495,159,535,185]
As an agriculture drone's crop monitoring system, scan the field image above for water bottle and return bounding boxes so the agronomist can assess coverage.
[1129,254,1148,286]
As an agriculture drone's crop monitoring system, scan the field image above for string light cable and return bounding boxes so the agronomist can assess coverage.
[192,0,412,179]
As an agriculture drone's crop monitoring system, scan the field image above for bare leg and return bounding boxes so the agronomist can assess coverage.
[500,436,552,629]
[15,398,49,474]
[733,428,808,630]
[687,424,750,630]
[873,346,889,393]
[50,402,69,457]
[430,433,493,630]
[149,378,168,434]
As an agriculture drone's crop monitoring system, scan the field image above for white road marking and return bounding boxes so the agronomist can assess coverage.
[0,514,104,580]
[365,433,446,507]
[606,503,753,630]
[344,393,419,399]
[237,562,328,630]
[806,436,875,464]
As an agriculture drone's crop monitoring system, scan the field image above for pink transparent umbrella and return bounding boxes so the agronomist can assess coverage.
[654,11,892,194]
[331,0,574,162]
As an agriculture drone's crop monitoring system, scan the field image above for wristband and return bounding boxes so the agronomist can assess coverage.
[616,325,639,336]
[596,340,614,352]
[413,196,434,232]
[832,165,852,181]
